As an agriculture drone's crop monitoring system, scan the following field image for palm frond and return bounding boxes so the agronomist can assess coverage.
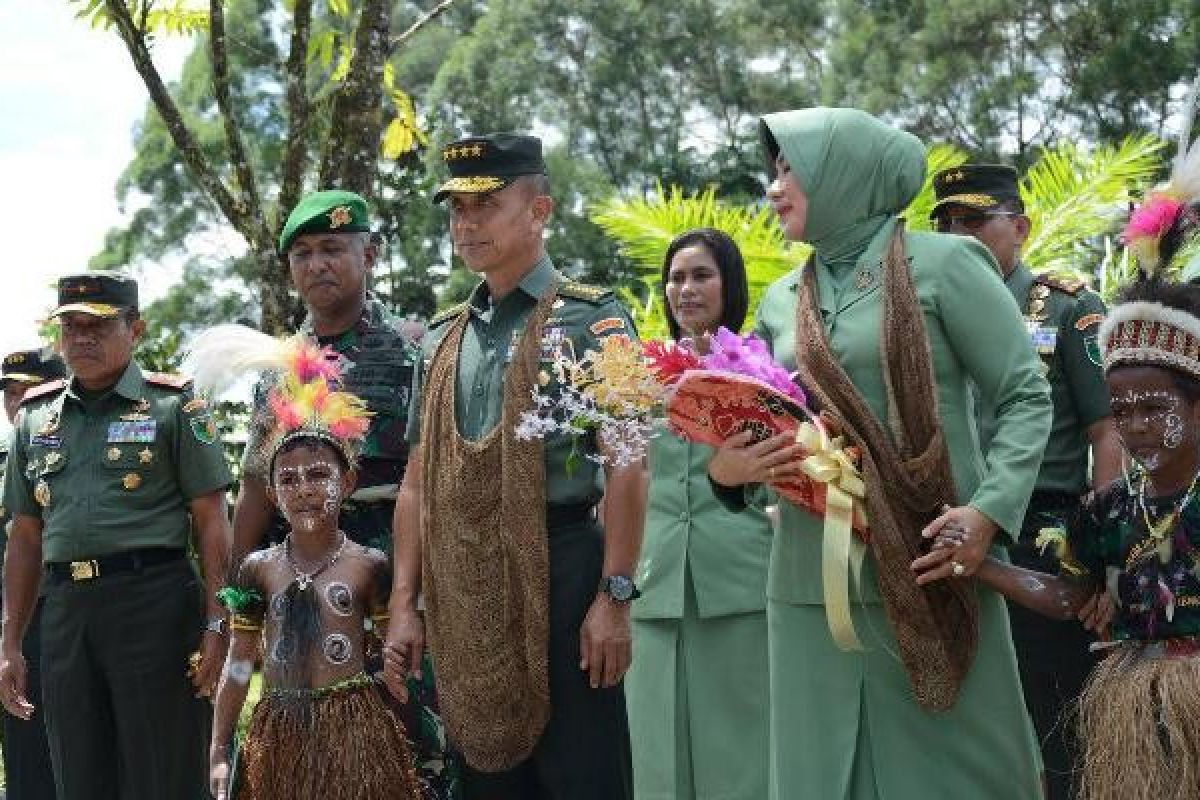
[1022,135,1166,277]
[591,184,808,336]
[902,144,970,231]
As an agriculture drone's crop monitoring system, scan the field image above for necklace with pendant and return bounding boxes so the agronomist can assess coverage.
[1137,470,1200,542]
[285,531,348,591]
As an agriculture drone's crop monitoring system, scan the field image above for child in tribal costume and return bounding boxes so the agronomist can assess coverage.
[194,329,420,800]
[917,159,1200,800]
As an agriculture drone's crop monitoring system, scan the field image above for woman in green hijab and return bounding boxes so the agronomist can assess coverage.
[709,108,1050,798]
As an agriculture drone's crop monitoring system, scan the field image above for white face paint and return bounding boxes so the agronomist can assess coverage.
[1109,388,1188,473]
[273,458,344,534]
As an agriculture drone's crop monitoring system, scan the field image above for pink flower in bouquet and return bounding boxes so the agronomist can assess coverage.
[702,327,806,405]
[642,339,702,385]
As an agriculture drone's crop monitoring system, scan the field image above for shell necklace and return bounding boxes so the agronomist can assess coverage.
[285,531,348,591]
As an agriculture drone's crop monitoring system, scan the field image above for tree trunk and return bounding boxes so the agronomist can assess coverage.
[318,0,392,197]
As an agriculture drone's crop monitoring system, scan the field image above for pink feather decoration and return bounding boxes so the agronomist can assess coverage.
[329,417,370,439]
[268,390,305,430]
[1124,195,1184,243]
[290,341,341,384]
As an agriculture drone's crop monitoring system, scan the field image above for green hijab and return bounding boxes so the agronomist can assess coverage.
[760,107,926,273]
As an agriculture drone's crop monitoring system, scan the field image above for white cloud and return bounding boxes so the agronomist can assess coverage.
[0,1,193,359]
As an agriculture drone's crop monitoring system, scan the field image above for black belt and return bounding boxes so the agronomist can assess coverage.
[546,502,597,530]
[46,547,186,584]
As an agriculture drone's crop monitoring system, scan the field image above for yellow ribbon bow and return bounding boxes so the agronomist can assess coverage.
[795,420,870,651]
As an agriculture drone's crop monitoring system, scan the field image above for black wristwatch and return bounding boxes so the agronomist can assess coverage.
[599,575,641,603]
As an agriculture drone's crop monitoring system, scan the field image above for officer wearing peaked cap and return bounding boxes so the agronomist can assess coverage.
[385,133,642,800]
[0,272,233,800]
[0,346,64,800]
[933,166,1122,800]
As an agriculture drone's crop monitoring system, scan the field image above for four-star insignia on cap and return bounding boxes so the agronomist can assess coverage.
[443,144,487,161]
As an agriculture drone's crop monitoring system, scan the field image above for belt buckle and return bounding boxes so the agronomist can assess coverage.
[69,560,100,581]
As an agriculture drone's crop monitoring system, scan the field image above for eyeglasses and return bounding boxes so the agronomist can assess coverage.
[935,211,1019,233]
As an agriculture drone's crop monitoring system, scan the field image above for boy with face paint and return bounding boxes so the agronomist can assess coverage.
[189,333,419,800]
[914,277,1200,800]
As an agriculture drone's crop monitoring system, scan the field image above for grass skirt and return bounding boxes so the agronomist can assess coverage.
[1077,640,1200,800]
[238,673,421,800]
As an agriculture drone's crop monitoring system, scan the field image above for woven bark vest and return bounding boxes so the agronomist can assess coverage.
[417,286,557,770]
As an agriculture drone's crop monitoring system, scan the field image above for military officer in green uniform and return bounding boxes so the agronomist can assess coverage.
[384,134,643,800]
[0,347,65,800]
[0,273,233,800]
[933,164,1122,800]
[233,189,457,798]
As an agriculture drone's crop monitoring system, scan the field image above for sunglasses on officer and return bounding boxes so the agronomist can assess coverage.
[935,210,1020,233]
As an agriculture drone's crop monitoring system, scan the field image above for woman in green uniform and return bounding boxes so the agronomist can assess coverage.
[625,228,772,800]
[708,108,1050,799]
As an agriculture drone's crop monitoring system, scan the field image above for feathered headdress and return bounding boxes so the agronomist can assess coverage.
[1123,75,1200,272]
[182,324,371,470]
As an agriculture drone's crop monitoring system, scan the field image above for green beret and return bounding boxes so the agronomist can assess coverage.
[279,190,370,254]
[50,271,138,319]
[1,348,66,388]
[433,133,547,203]
[931,164,1023,218]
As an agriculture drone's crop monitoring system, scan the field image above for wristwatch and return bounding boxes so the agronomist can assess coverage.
[204,616,228,636]
[599,575,641,603]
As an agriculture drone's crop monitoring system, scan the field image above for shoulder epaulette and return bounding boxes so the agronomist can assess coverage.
[19,379,66,406]
[145,372,192,391]
[429,303,467,328]
[1033,272,1087,296]
[557,281,613,304]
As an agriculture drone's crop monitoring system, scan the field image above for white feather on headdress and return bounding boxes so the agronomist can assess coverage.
[182,323,293,397]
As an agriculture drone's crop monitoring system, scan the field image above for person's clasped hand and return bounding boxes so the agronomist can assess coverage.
[707,430,810,488]
[911,504,999,585]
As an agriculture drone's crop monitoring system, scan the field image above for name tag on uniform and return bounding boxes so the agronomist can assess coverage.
[30,434,62,448]
[108,419,156,443]
[1029,325,1058,356]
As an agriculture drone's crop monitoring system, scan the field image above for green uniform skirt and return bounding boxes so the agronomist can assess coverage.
[627,578,769,800]
[767,587,1041,800]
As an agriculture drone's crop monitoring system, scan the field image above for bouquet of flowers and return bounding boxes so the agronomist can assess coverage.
[645,328,868,539]
[515,334,664,470]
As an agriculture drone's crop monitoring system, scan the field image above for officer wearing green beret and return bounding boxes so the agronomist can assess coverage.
[384,133,643,800]
[0,347,64,800]
[233,189,458,797]
[933,166,1123,800]
[0,272,233,800]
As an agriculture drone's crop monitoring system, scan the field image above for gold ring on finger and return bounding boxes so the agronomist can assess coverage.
[951,561,966,577]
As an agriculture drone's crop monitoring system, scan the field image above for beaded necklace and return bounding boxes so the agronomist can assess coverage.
[285,531,348,591]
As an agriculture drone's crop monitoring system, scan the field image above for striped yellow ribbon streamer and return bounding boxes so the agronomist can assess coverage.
[796,421,869,651]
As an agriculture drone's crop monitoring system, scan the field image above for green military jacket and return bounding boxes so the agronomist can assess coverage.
[634,425,772,620]
[408,256,637,506]
[2,361,233,563]
[979,263,1110,495]
[755,221,1052,605]
[243,293,419,489]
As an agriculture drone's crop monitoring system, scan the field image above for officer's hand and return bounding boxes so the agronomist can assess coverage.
[0,649,33,720]
[383,609,423,701]
[580,595,632,690]
[191,631,227,698]
[209,756,230,800]
[914,505,999,584]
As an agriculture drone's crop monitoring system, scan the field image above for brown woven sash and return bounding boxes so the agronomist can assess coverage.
[794,221,979,710]
[418,286,558,769]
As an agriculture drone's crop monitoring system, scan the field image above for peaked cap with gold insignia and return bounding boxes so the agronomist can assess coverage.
[278,189,370,254]
[49,271,138,319]
[433,133,547,203]
[1,348,66,388]
[931,163,1023,218]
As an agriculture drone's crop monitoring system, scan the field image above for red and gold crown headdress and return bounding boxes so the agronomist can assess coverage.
[183,325,371,468]
[1098,301,1200,381]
